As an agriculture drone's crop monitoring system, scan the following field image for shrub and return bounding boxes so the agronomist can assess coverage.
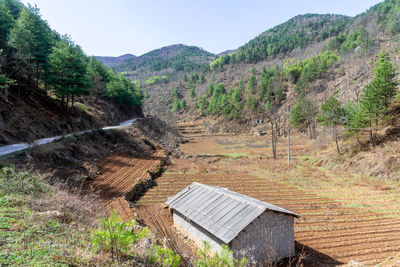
[195,241,247,267]
[78,103,88,113]
[91,211,150,258]
[180,98,186,109]
[148,245,181,267]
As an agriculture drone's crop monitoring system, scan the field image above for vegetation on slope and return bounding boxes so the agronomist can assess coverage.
[171,50,338,127]
[113,44,216,81]
[0,166,99,266]
[370,0,400,34]
[0,0,142,111]
[209,14,349,69]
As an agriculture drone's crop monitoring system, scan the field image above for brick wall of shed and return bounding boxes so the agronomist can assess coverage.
[230,211,295,264]
[173,212,225,255]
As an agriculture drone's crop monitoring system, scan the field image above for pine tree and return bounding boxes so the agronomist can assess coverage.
[8,5,53,88]
[360,50,398,144]
[372,51,398,109]
[48,37,89,109]
[290,97,317,139]
[189,87,196,100]
[247,73,257,93]
[180,98,186,109]
[0,62,15,101]
[198,95,209,115]
[247,95,257,112]
[0,2,14,49]
[259,67,268,98]
[206,82,214,97]
[171,96,180,111]
[207,83,225,114]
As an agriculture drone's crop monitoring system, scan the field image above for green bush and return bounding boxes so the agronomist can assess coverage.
[247,95,258,112]
[91,211,150,258]
[78,103,88,113]
[180,98,186,109]
[195,241,247,267]
[284,50,339,94]
[148,245,181,267]
[340,30,362,52]
[171,96,180,112]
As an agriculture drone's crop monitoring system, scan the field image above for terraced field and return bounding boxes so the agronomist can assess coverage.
[136,121,400,265]
[88,149,164,221]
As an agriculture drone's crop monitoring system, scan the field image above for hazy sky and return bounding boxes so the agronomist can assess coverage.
[21,0,383,57]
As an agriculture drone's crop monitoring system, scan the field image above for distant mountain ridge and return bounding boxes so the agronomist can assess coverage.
[95,54,136,68]
[97,44,216,81]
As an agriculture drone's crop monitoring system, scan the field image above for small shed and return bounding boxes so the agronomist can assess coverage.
[166,182,300,264]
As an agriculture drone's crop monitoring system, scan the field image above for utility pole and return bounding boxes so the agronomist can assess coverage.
[287,106,291,165]
[287,127,291,165]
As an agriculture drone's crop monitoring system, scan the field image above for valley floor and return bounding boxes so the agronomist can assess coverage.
[127,121,400,266]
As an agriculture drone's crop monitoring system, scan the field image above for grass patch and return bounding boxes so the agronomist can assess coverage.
[0,195,89,266]
[0,166,101,266]
[221,152,249,159]
[77,103,88,113]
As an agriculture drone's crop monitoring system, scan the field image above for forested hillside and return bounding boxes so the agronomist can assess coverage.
[0,0,143,144]
[98,44,216,83]
[210,14,349,68]
[141,0,399,134]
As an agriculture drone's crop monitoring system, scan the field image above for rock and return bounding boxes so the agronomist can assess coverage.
[347,260,364,266]
[39,210,64,220]
[385,127,400,136]
[25,154,33,163]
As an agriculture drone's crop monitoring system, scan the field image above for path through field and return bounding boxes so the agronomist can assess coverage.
[136,120,400,266]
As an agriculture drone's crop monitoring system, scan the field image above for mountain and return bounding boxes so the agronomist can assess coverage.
[95,53,136,68]
[225,14,350,64]
[102,44,216,81]
[142,0,400,132]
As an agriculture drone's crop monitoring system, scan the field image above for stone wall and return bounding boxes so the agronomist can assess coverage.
[173,211,225,255]
[230,210,295,264]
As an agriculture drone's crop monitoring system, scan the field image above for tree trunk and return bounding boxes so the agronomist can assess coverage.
[369,119,374,146]
[369,128,374,146]
[36,62,39,88]
[334,128,341,155]
[276,117,281,136]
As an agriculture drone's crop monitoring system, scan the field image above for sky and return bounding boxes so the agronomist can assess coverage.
[21,0,383,57]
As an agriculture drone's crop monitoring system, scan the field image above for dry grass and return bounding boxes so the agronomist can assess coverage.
[31,184,107,226]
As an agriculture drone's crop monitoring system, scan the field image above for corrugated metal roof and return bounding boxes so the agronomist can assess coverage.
[166,182,300,244]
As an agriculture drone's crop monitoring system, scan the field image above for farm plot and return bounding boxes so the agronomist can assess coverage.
[88,149,164,220]
[136,122,400,265]
[137,172,400,265]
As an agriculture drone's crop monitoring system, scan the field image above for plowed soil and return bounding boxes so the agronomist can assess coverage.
[88,149,164,220]
[136,121,400,266]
